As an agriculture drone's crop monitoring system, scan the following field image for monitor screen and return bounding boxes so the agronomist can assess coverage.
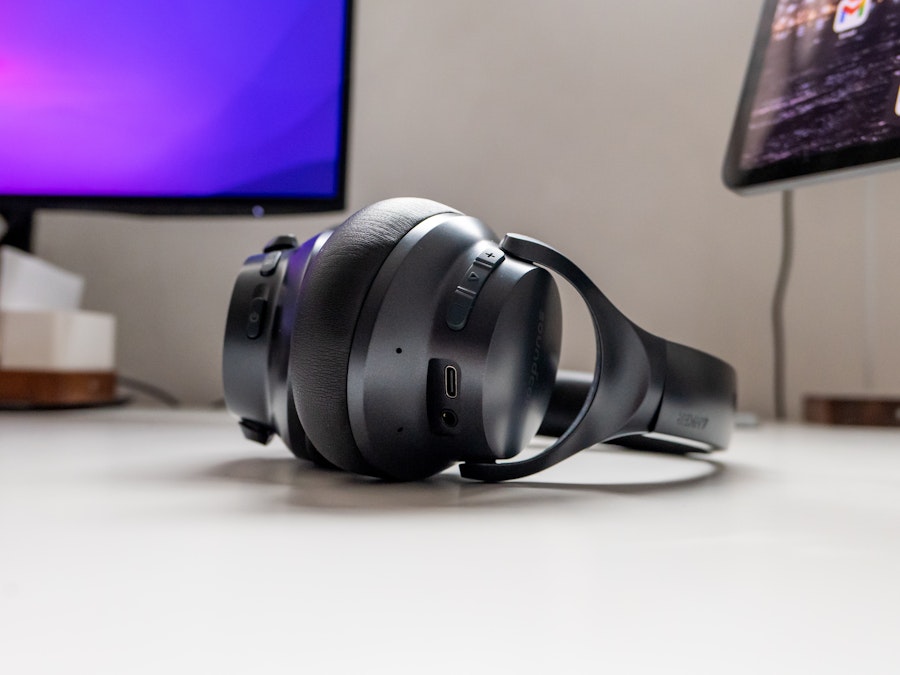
[723,0,900,193]
[0,0,352,215]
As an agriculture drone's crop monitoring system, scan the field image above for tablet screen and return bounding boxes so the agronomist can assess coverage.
[723,0,900,192]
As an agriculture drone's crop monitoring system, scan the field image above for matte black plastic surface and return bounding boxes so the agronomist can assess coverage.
[460,234,736,482]
[222,230,333,461]
[223,201,737,483]
[345,213,561,480]
[290,199,462,477]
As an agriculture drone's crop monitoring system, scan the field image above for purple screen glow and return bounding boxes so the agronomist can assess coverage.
[0,1,348,199]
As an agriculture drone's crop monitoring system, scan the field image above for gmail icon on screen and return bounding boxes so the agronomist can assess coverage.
[834,0,871,33]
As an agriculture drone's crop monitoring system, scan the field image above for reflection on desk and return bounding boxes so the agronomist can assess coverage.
[1,408,898,674]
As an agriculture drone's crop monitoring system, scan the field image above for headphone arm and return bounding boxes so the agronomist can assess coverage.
[459,234,736,482]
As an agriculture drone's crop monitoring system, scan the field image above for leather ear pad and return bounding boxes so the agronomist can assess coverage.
[290,198,462,476]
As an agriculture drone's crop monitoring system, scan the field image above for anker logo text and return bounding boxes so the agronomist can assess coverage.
[676,412,708,430]
[526,310,546,399]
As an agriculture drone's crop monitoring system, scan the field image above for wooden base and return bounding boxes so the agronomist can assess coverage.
[804,395,900,427]
[0,369,117,408]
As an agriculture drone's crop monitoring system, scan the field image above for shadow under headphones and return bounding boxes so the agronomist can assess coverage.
[223,198,737,482]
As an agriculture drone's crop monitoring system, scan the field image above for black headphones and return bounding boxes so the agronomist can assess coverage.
[223,198,736,481]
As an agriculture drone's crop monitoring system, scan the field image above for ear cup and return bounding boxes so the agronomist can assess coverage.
[289,198,462,476]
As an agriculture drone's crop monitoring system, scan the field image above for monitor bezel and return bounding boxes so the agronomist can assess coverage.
[722,0,900,194]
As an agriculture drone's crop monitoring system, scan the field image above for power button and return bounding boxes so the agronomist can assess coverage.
[246,297,268,339]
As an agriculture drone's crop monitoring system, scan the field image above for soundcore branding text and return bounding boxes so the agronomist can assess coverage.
[526,310,546,399]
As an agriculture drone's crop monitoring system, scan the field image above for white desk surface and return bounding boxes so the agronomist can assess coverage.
[1,408,898,674]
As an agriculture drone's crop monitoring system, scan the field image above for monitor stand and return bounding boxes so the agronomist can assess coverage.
[0,209,35,253]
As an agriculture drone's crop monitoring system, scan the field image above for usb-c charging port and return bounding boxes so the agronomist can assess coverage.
[444,365,459,399]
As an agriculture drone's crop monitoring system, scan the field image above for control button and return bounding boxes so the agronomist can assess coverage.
[263,235,299,253]
[246,297,268,339]
[459,265,487,294]
[444,246,505,331]
[446,289,476,331]
[475,247,505,268]
[260,250,281,276]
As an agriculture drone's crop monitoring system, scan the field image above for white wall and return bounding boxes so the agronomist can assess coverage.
[32,0,900,419]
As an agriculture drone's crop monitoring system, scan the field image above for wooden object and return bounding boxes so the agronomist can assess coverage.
[0,369,117,408]
[804,395,900,427]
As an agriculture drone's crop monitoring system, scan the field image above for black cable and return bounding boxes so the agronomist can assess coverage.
[117,375,181,408]
[772,190,795,421]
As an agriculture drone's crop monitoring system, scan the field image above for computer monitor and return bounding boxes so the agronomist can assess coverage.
[0,1,353,251]
[723,0,900,193]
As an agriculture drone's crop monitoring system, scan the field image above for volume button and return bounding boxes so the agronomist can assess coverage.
[444,246,505,331]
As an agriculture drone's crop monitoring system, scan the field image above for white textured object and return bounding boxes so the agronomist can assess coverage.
[0,309,116,371]
[0,246,84,310]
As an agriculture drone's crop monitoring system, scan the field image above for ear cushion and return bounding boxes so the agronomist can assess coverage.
[290,198,462,476]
